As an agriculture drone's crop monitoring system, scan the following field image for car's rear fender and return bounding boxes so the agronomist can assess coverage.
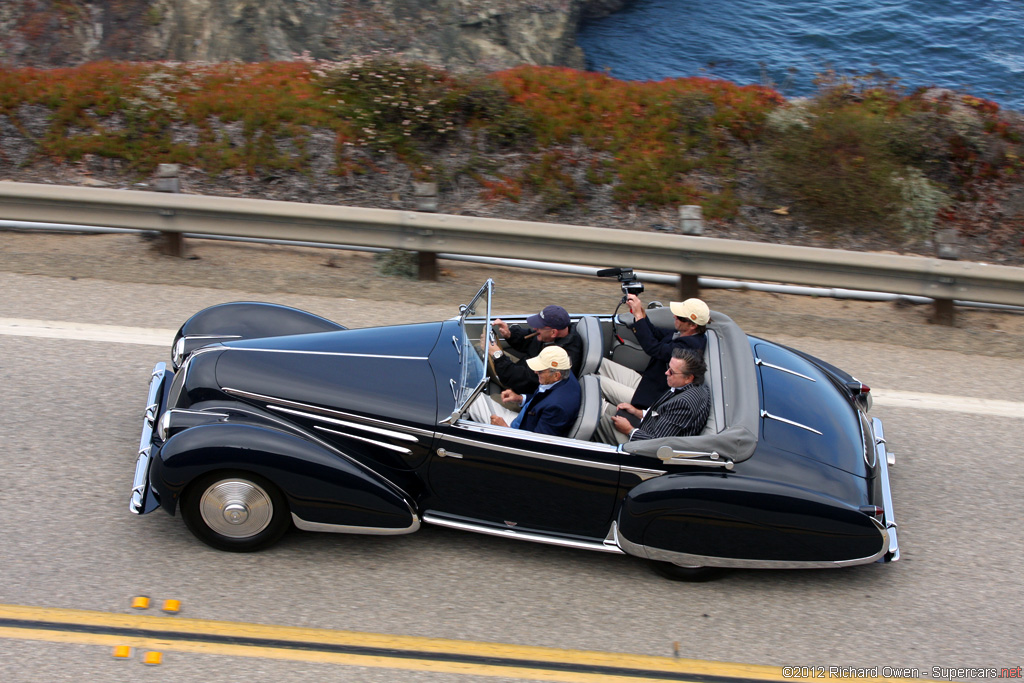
[153,423,419,534]
[616,472,889,568]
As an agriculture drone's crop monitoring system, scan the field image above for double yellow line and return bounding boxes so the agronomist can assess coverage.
[0,604,919,682]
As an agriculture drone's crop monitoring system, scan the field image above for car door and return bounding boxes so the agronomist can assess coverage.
[425,421,622,539]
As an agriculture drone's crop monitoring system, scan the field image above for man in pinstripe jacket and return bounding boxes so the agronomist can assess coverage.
[601,348,710,444]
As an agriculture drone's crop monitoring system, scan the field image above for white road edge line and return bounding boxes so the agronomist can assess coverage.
[3,317,1023,419]
[0,317,174,347]
[870,390,1024,419]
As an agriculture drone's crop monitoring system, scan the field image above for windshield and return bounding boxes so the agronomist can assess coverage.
[455,279,494,408]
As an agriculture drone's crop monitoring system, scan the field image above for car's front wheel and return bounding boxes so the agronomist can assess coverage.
[649,560,724,582]
[181,471,290,552]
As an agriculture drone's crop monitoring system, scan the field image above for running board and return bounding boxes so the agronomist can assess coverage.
[422,513,624,555]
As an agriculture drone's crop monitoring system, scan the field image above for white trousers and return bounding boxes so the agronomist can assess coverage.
[596,359,641,406]
[464,394,520,424]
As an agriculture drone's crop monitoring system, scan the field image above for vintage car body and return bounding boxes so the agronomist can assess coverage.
[130,280,899,579]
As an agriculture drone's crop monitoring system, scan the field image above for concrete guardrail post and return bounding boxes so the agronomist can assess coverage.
[677,206,704,298]
[413,181,439,281]
[153,164,184,257]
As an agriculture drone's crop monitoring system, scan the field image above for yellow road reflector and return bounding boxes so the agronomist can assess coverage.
[162,599,181,614]
[130,597,150,610]
[143,651,162,665]
[112,645,131,659]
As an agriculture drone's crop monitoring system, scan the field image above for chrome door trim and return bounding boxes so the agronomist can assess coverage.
[423,513,624,554]
[440,433,620,472]
[451,420,618,454]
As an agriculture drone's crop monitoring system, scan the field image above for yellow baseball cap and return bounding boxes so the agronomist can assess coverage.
[526,346,572,371]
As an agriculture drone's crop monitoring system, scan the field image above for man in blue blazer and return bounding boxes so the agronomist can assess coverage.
[487,346,581,437]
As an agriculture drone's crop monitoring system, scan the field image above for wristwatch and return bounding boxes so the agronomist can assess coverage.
[492,350,502,359]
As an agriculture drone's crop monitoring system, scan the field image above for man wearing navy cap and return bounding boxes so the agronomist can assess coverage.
[488,304,583,395]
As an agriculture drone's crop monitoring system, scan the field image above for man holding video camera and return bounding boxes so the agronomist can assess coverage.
[598,293,710,409]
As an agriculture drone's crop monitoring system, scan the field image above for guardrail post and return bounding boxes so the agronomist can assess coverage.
[931,299,955,326]
[418,251,438,281]
[413,182,439,280]
[153,164,184,257]
[677,273,700,299]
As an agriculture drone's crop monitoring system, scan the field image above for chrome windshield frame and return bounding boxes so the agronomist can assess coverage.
[452,279,494,414]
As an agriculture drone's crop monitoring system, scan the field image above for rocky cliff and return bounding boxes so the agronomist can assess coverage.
[0,0,634,71]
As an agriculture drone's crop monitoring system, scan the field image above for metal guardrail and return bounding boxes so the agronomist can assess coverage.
[2,181,1023,320]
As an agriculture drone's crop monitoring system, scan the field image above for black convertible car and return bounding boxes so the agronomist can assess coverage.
[130,278,899,580]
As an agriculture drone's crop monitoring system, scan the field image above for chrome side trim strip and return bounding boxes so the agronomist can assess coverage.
[756,357,817,382]
[440,433,620,472]
[223,347,427,360]
[423,513,625,554]
[620,466,665,482]
[313,425,413,455]
[616,523,890,569]
[222,388,435,438]
[268,405,419,442]
[873,417,900,560]
[760,409,823,435]
[291,513,420,535]
[451,420,618,454]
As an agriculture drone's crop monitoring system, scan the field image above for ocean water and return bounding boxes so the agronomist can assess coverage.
[578,0,1024,110]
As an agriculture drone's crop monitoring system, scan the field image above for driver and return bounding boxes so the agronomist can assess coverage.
[488,305,583,395]
[466,346,581,437]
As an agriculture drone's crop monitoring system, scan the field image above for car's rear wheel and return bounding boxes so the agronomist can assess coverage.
[649,560,724,582]
[181,471,290,552]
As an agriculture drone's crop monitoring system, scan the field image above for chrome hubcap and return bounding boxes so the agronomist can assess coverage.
[199,480,273,539]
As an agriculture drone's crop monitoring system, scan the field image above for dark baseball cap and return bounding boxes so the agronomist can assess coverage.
[526,305,570,330]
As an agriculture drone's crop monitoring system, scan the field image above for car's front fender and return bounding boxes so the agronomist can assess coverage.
[152,423,418,534]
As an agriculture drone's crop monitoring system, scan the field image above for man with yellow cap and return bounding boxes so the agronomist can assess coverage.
[597,294,710,410]
[466,346,581,437]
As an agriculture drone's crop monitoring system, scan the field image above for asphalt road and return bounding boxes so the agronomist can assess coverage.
[1,271,1022,682]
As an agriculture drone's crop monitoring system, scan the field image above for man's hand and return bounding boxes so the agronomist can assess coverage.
[626,294,645,320]
[489,415,509,427]
[500,389,523,404]
[612,415,634,435]
[616,402,642,418]
[492,318,511,339]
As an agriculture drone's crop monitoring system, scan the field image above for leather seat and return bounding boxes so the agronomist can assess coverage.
[566,374,602,441]
[574,315,604,376]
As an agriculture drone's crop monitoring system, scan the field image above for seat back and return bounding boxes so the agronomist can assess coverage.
[574,315,604,376]
[566,374,602,441]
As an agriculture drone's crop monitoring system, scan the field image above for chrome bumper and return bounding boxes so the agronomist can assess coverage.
[129,363,167,515]
[872,417,900,561]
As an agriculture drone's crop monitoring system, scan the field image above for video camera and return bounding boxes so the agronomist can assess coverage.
[597,267,644,303]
